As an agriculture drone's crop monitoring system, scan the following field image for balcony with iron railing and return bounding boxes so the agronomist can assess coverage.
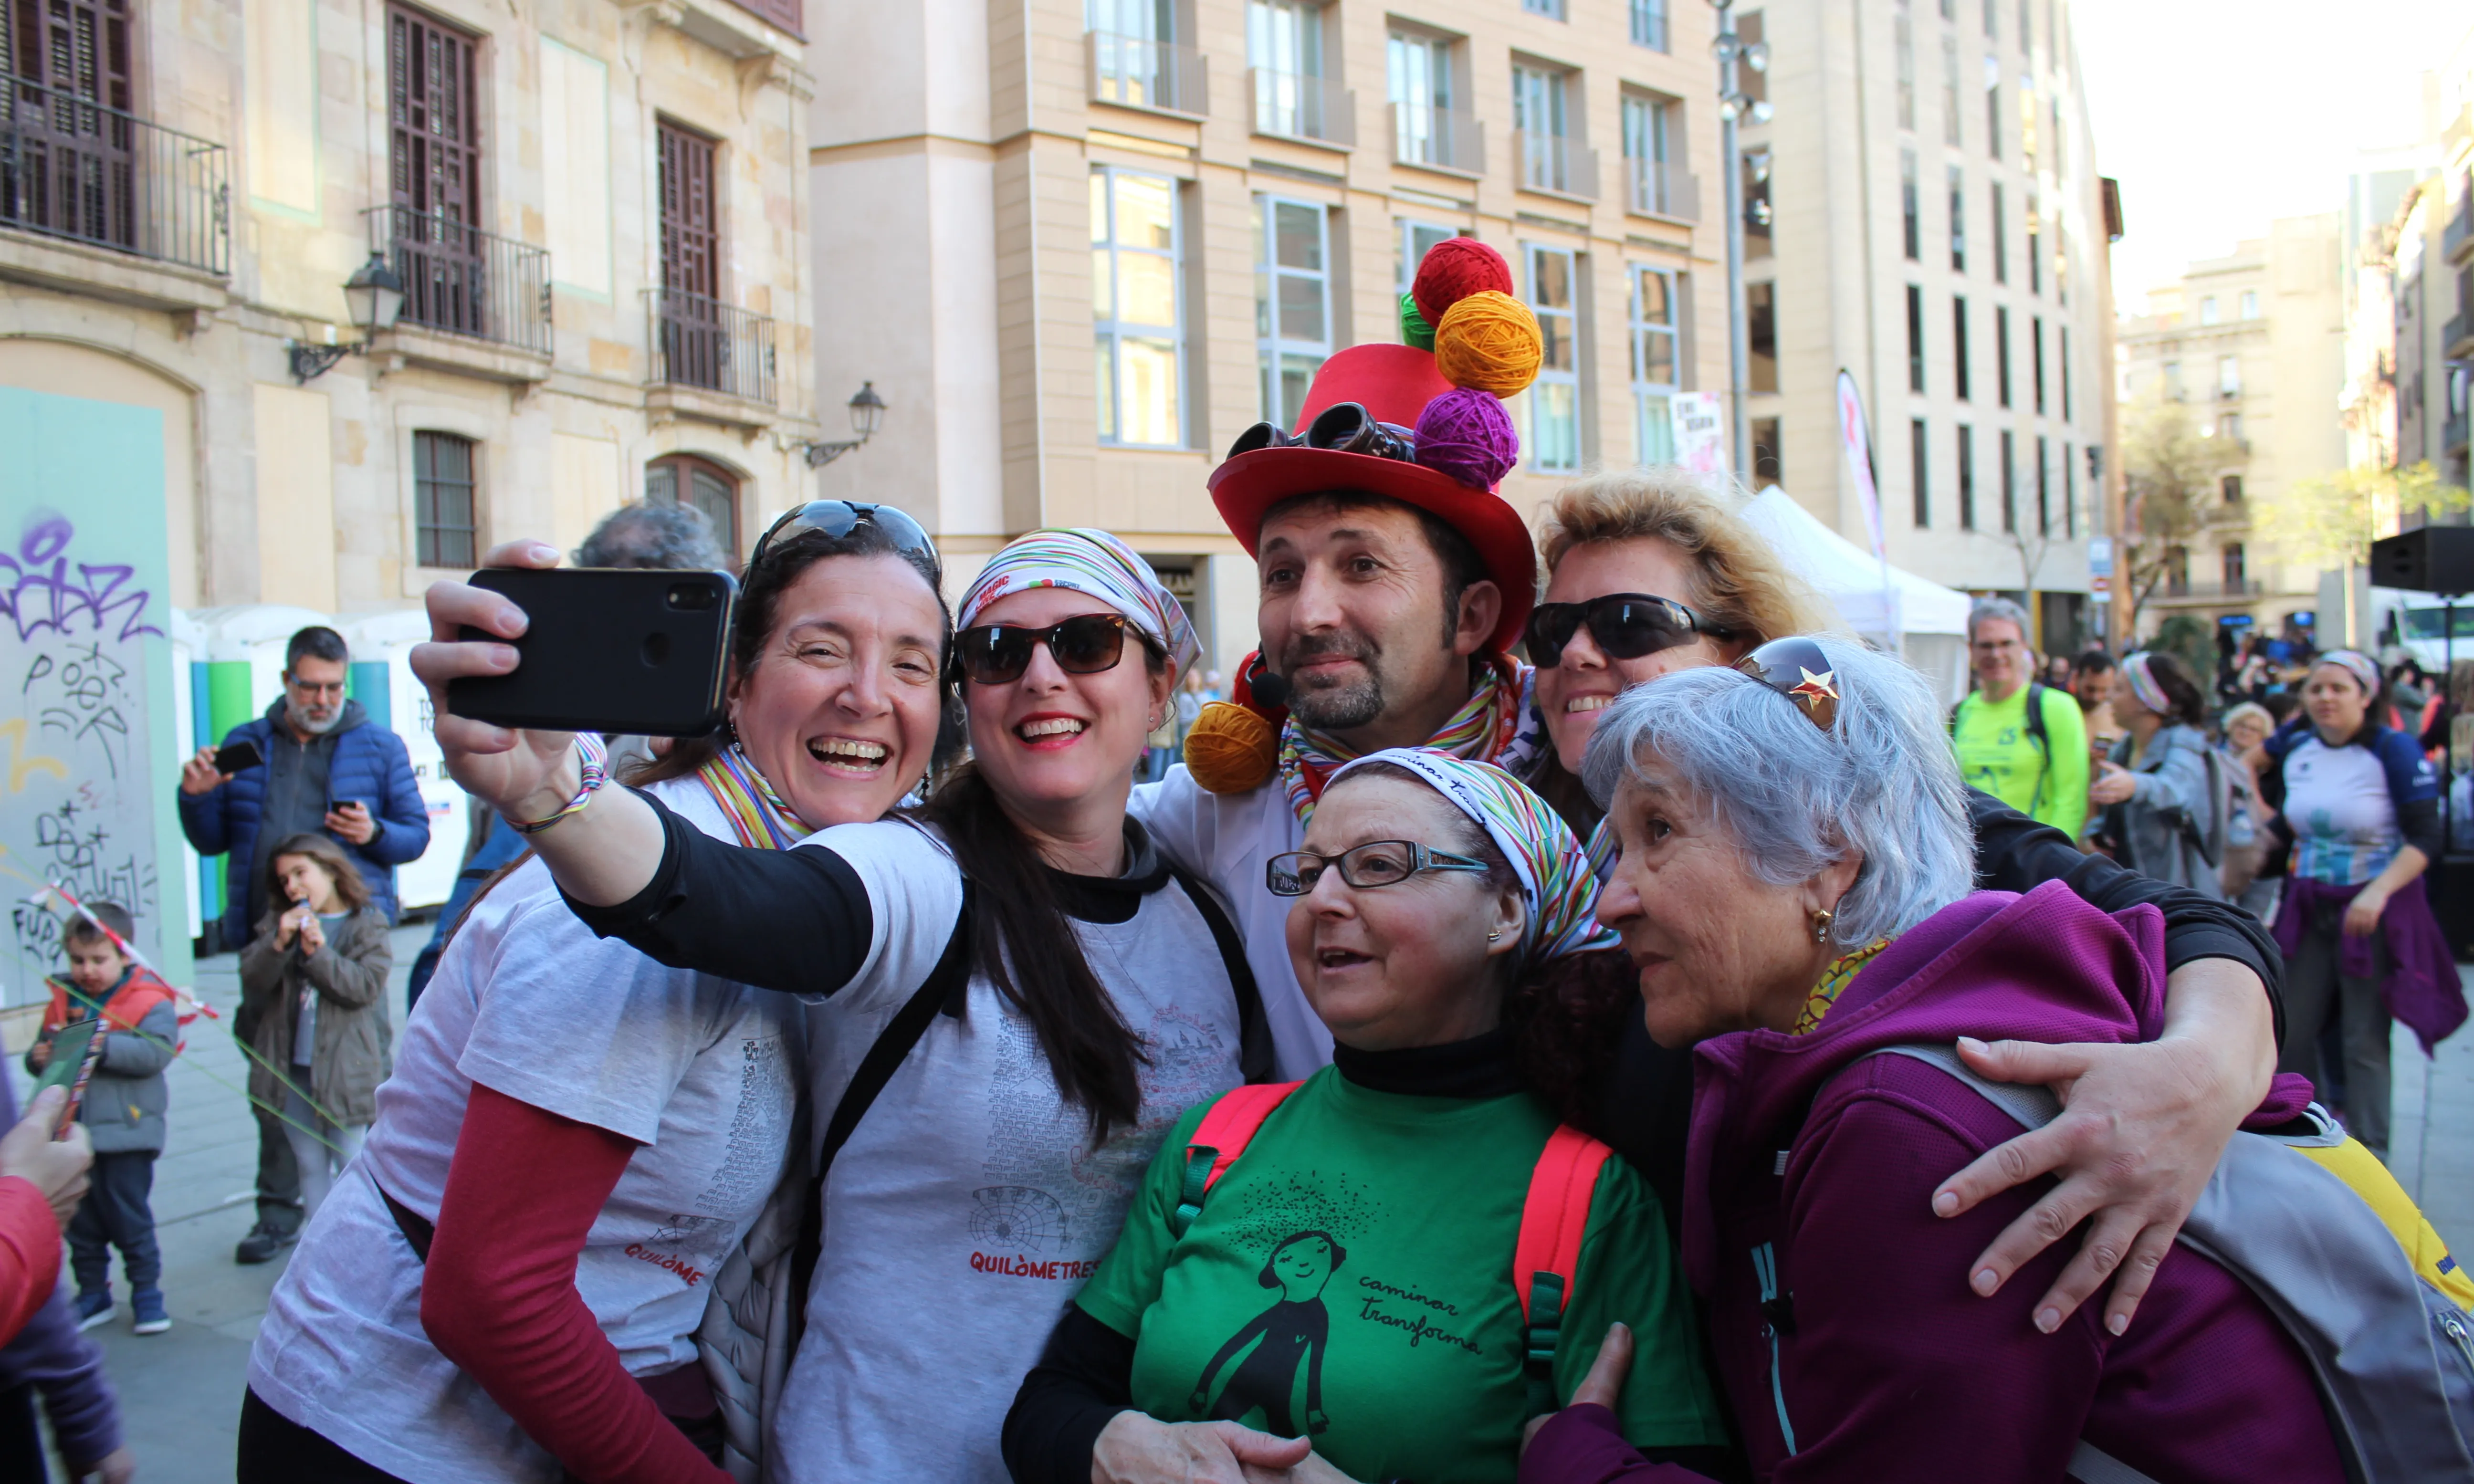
[0,71,229,304]
[1626,157,1699,221]
[1250,68,1352,147]
[1391,102,1484,176]
[368,205,549,349]
[1515,131,1598,201]
[1087,31,1208,119]
[2445,178,2472,264]
[646,287,776,418]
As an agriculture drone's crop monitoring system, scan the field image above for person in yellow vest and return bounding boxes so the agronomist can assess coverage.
[1950,597,2089,839]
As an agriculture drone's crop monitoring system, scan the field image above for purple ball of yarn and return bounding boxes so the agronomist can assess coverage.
[1413,388,1519,489]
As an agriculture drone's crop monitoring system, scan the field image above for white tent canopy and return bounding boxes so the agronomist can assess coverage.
[1737,486,1974,705]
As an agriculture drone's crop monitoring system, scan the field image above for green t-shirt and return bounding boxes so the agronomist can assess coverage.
[1074,1068,1728,1484]
[1951,682,2090,838]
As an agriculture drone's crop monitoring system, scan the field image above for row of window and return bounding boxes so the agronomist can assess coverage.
[1899,152,2065,302]
[1096,168,1684,471]
[1517,0,1674,51]
[2158,357,2244,402]
[1902,419,2082,536]
[411,431,744,567]
[1898,284,2075,418]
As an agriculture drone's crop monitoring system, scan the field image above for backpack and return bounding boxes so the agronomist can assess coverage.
[1166,1081,1615,1417]
[1837,1044,2474,1484]
[1951,683,2056,816]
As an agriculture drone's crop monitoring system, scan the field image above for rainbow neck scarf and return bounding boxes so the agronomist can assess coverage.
[696,743,813,851]
[1792,937,1893,1036]
[1278,655,1540,824]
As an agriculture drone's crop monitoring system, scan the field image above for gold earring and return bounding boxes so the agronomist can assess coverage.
[1487,928,1503,942]
[1811,909,1834,944]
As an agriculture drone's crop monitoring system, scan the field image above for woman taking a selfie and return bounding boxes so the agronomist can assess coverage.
[238,834,393,1223]
[242,502,952,1484]
[409,527,1262,1484]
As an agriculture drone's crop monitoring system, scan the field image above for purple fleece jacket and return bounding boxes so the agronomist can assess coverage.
[0,1069,122,1467]
[1524,882,2344,1484]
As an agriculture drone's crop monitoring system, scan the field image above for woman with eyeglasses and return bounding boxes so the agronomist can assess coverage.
[242,502,954,1484]
[407,527,1263,1484]
[1523,468,2288,1348]
[1003,749,1728,1484]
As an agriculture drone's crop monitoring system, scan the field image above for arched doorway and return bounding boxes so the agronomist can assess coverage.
[644,453,741,555]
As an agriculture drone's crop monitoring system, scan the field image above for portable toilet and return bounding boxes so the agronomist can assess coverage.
[336,609,470,913]
[189,605,331,943]
[169,608,208,945]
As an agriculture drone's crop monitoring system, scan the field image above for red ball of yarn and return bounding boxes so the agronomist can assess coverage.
[1413,388,1520,490]
[1411,238,1515,334]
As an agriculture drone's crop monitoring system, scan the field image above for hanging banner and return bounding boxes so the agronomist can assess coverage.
[1835,370,1887,561]
[1670,392,1728,478]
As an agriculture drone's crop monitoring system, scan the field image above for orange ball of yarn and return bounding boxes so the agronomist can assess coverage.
[1433,292,1544,397]
[1182,701,1279,794]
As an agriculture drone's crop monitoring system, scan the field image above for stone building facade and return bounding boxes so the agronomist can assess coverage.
[2114,217,2347,642]
[0,0,823,617]
[807,0,1724,671]
[1733,0,2113,651]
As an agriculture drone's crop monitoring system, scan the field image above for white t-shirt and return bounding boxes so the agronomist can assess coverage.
[1131,765,1328,1078]
[772,817,1244,1484]
[247,778,802,1484]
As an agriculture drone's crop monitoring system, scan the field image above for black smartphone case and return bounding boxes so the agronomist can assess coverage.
[448,568,736,737]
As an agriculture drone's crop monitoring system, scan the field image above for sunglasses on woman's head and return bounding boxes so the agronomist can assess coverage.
[954,614,1144,686]
[1524,593,1734,670]
[749,500,936,571]
[1733,636,1842,732]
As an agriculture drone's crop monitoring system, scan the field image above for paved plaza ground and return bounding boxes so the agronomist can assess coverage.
[14,929,2474,1482]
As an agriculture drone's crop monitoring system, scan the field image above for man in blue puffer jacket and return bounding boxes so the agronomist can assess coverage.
[176,625,428,1264]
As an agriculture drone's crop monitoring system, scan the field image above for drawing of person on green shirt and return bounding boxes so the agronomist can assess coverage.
[1190,1230,1346,1437]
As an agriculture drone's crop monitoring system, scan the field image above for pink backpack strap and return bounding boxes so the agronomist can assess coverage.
[1169,1081,1302,1236]
[1513,1124,1616,1415]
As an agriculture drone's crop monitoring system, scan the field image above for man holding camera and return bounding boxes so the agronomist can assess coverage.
[177,625,429,1264]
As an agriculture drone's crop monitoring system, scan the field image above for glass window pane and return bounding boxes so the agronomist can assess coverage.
[1274,202,1322,270]
[1533,250,1571,310]
[1095,336,1117,442]
[1093,249,1115,322]
[1090,170,1110,244]
[1279,352,1322,428]
[1642,329,1675,385]
[1119,252,1176,327]
[1535,382,1579,469]
[645,464,676,505]
[1540,312,1574,373]
[1116,173,1175,249]
[1638,269,1671,324]
[1255,266,1272,338]
[1277,274,1325,343]
[1120,336,1181,445]
[1637,393,1675,462]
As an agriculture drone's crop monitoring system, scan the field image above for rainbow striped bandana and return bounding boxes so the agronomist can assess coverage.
[1327,746,1618,970]
[695,743,813,851]
[957,527,1201,678]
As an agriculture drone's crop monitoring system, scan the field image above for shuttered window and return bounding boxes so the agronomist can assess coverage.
[414,431,478,569]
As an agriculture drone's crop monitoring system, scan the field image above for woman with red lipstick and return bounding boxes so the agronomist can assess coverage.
[409,527,1265,1484]
[243,504,955,1484]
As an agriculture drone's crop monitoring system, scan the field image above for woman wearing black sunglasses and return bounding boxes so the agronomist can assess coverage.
[411,526,1267,1484]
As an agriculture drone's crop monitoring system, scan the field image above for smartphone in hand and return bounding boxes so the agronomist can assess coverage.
[447,568,736,737]
[214,739,266,774]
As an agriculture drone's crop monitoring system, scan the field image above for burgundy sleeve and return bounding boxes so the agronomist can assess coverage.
[1771,1087,2104,1483]
[0,1178,60,1348]
[421,1084,732,1484]
[1519,1405,1721,1484]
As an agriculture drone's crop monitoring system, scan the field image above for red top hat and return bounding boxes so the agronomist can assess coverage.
[1207,343,1538,651]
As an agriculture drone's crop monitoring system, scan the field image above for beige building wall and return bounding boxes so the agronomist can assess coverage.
[2115,216,2348,637]
[0,0,825,621]
[1741,0,2113,647]
[809,0,1725,675]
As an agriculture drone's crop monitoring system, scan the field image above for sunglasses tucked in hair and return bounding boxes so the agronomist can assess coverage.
[1524,592,1735,670]
[953,614,1157,687]
[749,501,935,572]
[1732,636,1843,732]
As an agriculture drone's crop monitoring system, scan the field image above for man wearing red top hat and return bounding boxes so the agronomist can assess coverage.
[1132,240,1553,1078]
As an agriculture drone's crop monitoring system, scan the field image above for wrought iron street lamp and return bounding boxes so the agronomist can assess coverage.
[805,382,888,468]
[1710,1,1771,483]
[289,253,407,383]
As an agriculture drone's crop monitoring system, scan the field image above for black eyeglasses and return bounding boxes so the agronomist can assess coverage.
[1524,593,1735,669]
[1733,636,1842,732]
[749,501,936,571]
[954,615,1152,686]
[1265,841,1491,897]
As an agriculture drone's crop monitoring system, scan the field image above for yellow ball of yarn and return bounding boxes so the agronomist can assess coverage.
[1182,701,1279,794]
[1433,291,1544,397]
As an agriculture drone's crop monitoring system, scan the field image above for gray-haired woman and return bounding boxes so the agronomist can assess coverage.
[1521,637,2354,1484]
